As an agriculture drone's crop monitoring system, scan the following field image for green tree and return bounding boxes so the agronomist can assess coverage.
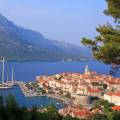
[41,89,46,94]
[0,96,5,120]
[103,84,107,89]
[63,115,80,120]
[104,0,120,21]
[6,94,18,106]
[5,94,30,120]
[30,106,41,120]
[0,95,83,120]
[65,92,71,98]
[87,113,108,120]
[82,24,120,65]
[45,105,63,120]
[81,0,120,75]
[112,111,120,120]
[94,99,114,112]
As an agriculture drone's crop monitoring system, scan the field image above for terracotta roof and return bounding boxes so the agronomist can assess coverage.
[112,106,120,111]
[107,92,114,96]
[114,92,120,96]
[107,92,120,96]
[73,109,91,117]
[107,91,120,96]
[88,89,101,93]
[108,81,116,84]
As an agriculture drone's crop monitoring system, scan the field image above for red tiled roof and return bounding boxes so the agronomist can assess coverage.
[107,92,114,96]
[112,106,120,111]
[91,71,97,74]
[107,92,120,96]
[73,110,91,117]
[108,81,116,84]
[88,89,101,93]
[114,92,120,96]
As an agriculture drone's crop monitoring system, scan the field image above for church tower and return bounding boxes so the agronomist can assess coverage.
[84,64,90,75]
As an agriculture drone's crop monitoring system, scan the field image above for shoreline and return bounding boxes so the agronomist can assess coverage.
[5,59,96,63]
[18,82,72,104]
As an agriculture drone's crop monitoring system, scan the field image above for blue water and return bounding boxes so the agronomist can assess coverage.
[0,62,119,107]
[0,86,63,108]
[1,61,119,82]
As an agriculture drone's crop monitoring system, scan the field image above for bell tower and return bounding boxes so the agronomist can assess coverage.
[84,64,90,75]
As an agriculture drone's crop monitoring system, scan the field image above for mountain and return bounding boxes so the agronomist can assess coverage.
[0,13,92,61]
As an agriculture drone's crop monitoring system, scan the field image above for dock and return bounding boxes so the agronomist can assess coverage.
[0,81,20,90]
[18,82,46,97]
[18,82,72,104]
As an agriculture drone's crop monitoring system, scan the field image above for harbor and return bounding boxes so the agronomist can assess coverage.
[0,58,15,89]
[18,81,46,97]
[18,81,72,105]
[0,85,64,108]
[0,61,119,109]
[0,58,72,106]
[0,58,66,108]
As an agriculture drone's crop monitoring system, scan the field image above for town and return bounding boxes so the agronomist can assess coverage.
[19,65,120,119]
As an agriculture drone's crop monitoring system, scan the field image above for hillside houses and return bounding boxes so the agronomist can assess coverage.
[36,65,120,98]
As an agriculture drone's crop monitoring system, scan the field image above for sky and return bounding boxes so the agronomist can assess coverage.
[0,0,113,46]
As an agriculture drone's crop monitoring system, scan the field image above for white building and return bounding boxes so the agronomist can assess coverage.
[104,92,120,106]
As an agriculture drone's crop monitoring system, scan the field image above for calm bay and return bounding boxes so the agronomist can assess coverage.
[0,62,119,108]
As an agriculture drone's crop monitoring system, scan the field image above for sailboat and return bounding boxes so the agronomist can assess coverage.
[0,58,13,89]
[6,67,15,86]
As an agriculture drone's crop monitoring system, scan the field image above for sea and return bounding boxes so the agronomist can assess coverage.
[0,62,119,108]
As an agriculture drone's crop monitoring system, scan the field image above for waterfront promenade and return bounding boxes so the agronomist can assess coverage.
[18,81,72,104]
[47,94,72,104]
[18,82,46,97]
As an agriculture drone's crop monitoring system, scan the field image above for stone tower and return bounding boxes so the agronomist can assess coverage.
[85,64,90,74]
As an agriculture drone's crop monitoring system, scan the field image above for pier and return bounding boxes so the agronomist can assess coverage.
[18,81,72,104]
[18,82,46,97]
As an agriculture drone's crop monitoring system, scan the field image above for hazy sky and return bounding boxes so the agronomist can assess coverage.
[0,0,113,45]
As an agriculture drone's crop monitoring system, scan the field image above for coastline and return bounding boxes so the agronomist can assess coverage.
[5,59,96,63]
[18,81,72,104]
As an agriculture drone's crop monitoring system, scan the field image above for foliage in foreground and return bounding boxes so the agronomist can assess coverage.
[91,99,120,120]
[81,0,120,66]
[0,95,79,120]
[0,95,120,120]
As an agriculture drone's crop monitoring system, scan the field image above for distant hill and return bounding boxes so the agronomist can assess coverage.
[0,13,92,61]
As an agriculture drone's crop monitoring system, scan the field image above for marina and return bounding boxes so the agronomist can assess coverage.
[18,81,46,97]
[0,59,73,106]
[0,61,119,108]
[0,58,14,89]
[0,86,64,108]
[18,81,72,105]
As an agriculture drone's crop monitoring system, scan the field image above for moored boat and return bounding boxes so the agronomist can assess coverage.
[0,58,14,89]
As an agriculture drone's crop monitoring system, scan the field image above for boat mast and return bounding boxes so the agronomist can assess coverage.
[6,71,9,82]
[11,67,14,86]
[2,57,5,84]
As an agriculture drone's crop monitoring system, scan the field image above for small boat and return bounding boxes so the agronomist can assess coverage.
[0,85,12,89]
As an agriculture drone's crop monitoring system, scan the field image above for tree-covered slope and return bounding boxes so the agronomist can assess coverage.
[0,13,92,61]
